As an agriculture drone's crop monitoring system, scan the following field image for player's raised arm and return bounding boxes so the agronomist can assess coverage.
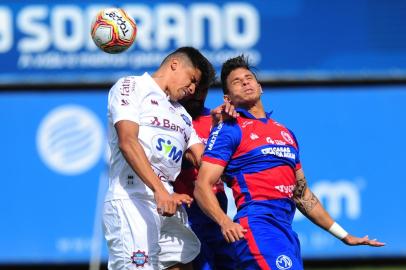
[293,168,385,247]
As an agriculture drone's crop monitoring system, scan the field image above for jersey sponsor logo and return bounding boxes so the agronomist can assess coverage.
[180,113,191,126]
[150,99,159,105]
[152,166,170,182]
[266,136,287,145]
[119,78,134,96]
[266,136,275,144]
[261,146,296,159]
[131,250,148,267]
[152,135,183,167]
[276,255,292,270]
[281,130,294,144]
[275,184,296,198]
[241,120,253,128]
[150,117,186,133]
[207,122,223,151]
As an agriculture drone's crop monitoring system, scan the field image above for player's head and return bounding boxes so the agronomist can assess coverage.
[180,83,211,119]
[220,55,262,108]
[160,47,215,101]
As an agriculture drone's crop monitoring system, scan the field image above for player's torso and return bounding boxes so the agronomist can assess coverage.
[137,92,194,182]
[225,117,300,206]
[107,75,194,200]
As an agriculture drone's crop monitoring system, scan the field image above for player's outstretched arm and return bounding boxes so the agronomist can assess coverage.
[115,120,179,216]
[293,168,385,247]
[194,161,246,242]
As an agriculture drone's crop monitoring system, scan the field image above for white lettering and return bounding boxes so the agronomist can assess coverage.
[156,4,187,50]
[294,180,361,221]
[0,7,12,52]
[224,3,259,49]
[207,123,223,151]
[53,6,84,52]
[123,4,152,50]
[17,5,50,52]
[190,4,222,49]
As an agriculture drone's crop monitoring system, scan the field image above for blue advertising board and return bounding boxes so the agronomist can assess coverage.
[1,0,406,85]
[1,86,406,263]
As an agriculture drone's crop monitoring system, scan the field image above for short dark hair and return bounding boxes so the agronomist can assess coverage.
[220,54,256,94]
[163,47,215,93]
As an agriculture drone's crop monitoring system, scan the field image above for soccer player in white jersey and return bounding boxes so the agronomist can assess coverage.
[103,47,216,270]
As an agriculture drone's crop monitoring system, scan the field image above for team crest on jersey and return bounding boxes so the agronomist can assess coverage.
[131,250,148,267]
[180,114,192,126]
[281,131,294,144]
[275,254,292,270]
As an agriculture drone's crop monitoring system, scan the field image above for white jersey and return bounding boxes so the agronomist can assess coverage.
[105,72,201,201]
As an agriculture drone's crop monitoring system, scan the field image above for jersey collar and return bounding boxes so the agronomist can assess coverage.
[236,108,272,123]
[142,72,171,101]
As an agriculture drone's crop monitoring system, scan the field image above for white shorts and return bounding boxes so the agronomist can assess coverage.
[103,197,200,270]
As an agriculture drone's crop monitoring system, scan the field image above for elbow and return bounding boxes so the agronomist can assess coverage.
[118,138,134,157]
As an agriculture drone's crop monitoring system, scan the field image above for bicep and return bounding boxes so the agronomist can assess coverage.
[196,161,225,186]
[115,120,139,144]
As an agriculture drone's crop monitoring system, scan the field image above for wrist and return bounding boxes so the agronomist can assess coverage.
[328,222,348,240]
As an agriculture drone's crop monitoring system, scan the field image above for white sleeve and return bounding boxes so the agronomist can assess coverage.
[187,126,202,149]
[108,77,142,125]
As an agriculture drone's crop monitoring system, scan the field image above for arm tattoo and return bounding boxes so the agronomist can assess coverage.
[293,177,320,215]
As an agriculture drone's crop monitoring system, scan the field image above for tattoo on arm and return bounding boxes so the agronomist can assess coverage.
[293,177,320,215]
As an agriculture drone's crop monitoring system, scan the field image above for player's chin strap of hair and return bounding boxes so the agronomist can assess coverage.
[328,222,349,240]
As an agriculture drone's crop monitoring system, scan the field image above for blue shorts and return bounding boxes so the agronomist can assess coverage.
[233,200,303,270]
[187,192,237,270]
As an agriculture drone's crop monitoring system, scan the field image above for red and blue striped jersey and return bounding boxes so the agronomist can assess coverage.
[202,108,301,211]
[174,107,224,198]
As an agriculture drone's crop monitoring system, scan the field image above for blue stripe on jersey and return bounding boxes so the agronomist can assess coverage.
[236,172,252,202]
[226,145,298,177]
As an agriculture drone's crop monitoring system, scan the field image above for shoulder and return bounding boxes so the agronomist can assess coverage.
[269,118,299,145]
[109,76,142,95]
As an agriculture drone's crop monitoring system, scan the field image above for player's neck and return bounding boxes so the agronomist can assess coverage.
[247,101,266,119]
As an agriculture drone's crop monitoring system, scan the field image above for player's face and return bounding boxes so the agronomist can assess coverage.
[225,67,262,107]
[168,61,201,101]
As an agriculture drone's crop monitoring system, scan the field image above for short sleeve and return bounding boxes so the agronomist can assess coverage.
[187,126,202,149]
[202,121,242,167]
[108,77,142,125]
[288,128,301,170]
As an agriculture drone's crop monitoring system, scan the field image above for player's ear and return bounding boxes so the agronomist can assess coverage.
[259,84,263,94]
[170,58,179,71]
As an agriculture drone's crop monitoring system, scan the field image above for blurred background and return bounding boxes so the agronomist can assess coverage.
[1,0,405,269]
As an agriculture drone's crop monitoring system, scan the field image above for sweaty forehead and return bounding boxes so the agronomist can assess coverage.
[228,68,252,80]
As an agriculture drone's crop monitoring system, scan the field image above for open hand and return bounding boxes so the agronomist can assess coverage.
[342,234,385,247]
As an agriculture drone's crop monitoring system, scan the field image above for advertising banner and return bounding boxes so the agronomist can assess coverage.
[1,0,406,85]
